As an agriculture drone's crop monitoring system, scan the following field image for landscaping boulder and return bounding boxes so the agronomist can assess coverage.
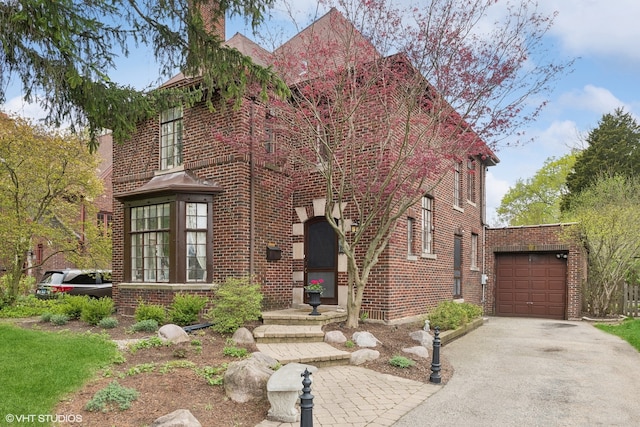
[352,331,380,347]
[402,346,429,359]
[350,349,380,365]
[267,363,318,422]
[158,324,190,344]
[150,409,201,427]
[410,330,433,349]
[232,327,255,345]
[251,352,279,369]
[224,357,274,403]
[324,330,347,344]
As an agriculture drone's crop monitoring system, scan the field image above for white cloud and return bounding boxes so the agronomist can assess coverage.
[485,170,511,223]
[541,0,640,63]
[1,96,47,122]
[558,85,628,115]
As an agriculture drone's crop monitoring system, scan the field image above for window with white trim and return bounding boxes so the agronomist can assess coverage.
[421,196,434,254]
[467,159,476,203]
[454,161,463,208]
[407,217,416,256]
[471,233,478,269]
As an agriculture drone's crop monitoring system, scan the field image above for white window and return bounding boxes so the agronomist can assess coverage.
[454,161,463,207]
[407,217,415,256]
[422,196,434,254]
[467,159,476,203]
[471,233,478,269]
[160,106,183,170]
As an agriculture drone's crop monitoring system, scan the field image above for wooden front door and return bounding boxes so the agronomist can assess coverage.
[305,218,338,305]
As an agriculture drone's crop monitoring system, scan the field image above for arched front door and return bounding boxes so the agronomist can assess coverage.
[305,218,338,305]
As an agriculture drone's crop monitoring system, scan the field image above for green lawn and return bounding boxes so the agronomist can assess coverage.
[0,324,117,427]
[595,318,640,351]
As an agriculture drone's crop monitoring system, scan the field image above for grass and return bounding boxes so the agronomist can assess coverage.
[0,324,118,426]
[595,318,640,351]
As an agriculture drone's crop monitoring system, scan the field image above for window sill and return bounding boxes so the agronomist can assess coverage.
[470,266,481,272]
[118,283,218,291]
[421,253,437,260]
[155,164,185,176]
[453,205,464,213]
[407,255,418,261]
[466,200,476,207]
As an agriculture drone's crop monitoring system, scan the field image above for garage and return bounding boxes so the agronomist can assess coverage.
[495,252,567,320]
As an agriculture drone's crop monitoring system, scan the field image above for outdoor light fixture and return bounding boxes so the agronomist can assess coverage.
[350,220,359,234]
[556,253,568,259]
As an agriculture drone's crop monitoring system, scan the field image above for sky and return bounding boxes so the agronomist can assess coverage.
[2,0,639,227]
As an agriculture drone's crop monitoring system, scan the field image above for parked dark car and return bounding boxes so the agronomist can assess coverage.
[35,269,112,299]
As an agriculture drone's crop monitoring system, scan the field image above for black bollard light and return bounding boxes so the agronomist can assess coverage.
[429,326,442,384]
[300,368,314,427]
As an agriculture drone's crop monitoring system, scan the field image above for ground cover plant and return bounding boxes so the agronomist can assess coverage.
[428,301,483,330]
[0,324,118,427]
[595,318,640,351]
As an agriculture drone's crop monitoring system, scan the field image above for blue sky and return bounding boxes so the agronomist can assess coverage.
[2,1,638,226]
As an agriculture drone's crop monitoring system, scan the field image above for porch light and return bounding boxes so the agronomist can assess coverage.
[350,220,359,234]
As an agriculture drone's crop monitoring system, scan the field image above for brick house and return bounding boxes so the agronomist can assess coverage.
[112,7,584,322]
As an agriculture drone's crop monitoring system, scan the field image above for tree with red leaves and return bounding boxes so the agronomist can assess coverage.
[239,0,571,327]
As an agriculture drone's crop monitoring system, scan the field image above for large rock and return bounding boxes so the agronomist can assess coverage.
[410,330,432,348]
[402,346,429,359]
[324,330,347,344]
[232,327,255,345]
[350,349,380,365]
[251,352,279,369]
[224,358,274,403]
[352,331,381,347]
[150,409,201,427]
[158,324,190,344]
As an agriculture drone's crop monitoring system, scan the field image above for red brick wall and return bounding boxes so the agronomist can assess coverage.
[485,224,585,320]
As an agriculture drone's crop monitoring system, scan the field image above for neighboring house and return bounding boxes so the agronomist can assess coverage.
[112,7,584,322]
[30,133,113,280]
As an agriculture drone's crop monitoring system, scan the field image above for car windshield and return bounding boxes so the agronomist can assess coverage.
[40,272,65,285]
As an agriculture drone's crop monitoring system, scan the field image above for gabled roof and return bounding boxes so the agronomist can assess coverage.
[115,170,223,200]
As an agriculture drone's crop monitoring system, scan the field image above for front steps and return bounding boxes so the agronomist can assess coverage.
[254,308,351,367]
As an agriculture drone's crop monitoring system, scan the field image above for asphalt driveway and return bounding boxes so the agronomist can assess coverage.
[393,317,640,427]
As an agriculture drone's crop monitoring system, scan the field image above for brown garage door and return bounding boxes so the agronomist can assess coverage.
[496,253,566,320]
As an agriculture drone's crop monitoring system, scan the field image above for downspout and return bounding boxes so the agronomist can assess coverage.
[481,163,487,304]
[249,97,256,276]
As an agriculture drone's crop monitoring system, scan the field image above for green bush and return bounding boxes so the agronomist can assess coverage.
[168,293,208,326]
[50,313,70,326]
[129,319,159,333]
[81,297,115,325]
[134,301,166,324]
[223,345,248,358]
[206,276,263,334]
[98,316,119,329]
[428,301,483,331]
[61,295,90,319]
[389,355,415,368]
[40,312,54,323]
[85,380,139,412]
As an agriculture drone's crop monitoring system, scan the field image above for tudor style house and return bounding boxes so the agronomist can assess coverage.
[112,8,500,322]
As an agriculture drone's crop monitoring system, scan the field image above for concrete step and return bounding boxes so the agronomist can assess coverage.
[253,324,325,343]
[256,342,351,367]
[261,308,348,326]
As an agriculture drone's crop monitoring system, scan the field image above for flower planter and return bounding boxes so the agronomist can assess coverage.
[306,290,322,316]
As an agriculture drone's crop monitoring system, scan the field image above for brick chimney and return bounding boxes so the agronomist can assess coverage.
[196,0,225,40]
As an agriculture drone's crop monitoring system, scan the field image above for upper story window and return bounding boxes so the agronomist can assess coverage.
[421,196,434,254]
[467,159,476,203]
[471,233,478,269]
[160,106,183,170]
[454,161,463,208]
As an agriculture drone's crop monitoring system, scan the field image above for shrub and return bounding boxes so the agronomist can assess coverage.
[40,312,53,323]
[168,293,208,326]
[134,301,166,324]
[129,319,159,333]
[81,297,115,325]
[206,276,263,334]
[98,316,119,329]
[389,355,415,368]
[223,345,248,358]
[60,295,90,319]
[50,314,70,326]
[0,295,63,318]
[428,301,482,331]
[85,381,139,412]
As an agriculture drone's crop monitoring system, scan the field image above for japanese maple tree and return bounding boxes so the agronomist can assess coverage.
[244,0,571,326]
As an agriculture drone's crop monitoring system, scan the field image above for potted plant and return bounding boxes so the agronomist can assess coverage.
[304,279,324,316]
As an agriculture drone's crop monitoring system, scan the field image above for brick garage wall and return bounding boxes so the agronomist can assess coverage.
[485,223,585,320]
